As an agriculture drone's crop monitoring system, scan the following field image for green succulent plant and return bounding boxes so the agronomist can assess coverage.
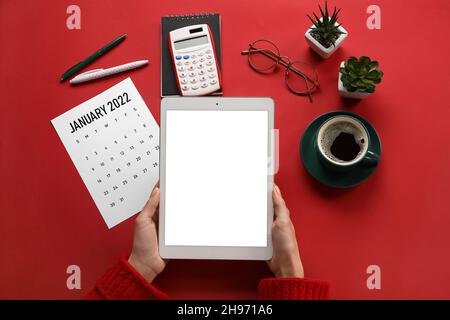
[307,1,345,48]
[340,56,384,93]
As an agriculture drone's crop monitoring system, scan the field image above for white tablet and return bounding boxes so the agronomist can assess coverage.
[159,97,274,260]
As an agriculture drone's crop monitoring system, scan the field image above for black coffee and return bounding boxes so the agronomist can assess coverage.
[330,132,361,161]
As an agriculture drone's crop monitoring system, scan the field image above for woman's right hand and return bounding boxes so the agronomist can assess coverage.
[267,185,304,278]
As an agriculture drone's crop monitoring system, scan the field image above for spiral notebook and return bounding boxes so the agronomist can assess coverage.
[161,13,222,97]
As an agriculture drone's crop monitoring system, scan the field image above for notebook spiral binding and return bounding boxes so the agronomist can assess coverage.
[163,13,217,20]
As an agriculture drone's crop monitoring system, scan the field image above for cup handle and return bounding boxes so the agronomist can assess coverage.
[362,150,380,167]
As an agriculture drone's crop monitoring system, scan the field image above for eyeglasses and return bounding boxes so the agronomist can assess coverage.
[241,39,319,102]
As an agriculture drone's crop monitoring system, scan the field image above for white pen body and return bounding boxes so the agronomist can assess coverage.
[70,60,149,84]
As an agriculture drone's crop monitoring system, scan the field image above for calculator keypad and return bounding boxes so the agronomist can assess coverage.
[175,49,221,96]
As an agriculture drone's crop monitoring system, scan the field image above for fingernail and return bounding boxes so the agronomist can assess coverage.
[151,186,159,195]
[274,185,280,195]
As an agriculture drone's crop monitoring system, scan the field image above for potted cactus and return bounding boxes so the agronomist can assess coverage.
[305,1,347,59]
[338,56,384,99]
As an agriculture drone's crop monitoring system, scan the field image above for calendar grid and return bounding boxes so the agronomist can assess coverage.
[51,78,160,228]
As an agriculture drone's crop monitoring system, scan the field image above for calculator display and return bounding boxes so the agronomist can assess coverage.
[174,35,208,50]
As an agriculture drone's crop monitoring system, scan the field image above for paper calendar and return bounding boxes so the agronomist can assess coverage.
[51,78,160,228]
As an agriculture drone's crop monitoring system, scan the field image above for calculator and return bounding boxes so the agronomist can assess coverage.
[168,24,222,96]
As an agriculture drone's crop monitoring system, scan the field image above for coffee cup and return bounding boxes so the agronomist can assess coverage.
[314,115,379,172]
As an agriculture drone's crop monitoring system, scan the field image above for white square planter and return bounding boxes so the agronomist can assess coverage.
[338,61,371,99]
[305,18,348,59]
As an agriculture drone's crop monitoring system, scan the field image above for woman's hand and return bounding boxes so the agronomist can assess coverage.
[267,185,304,278]
[128,186,167,283]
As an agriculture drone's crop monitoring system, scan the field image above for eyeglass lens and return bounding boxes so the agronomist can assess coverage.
[285,61,318,95]
[247,40,280,72]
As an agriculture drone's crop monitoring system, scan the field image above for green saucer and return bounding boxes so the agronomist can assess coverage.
[300,111,382,188]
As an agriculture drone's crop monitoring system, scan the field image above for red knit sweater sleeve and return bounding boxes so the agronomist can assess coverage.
[258,278,330,300]
[84,257,168,300]
[85,257,329,300]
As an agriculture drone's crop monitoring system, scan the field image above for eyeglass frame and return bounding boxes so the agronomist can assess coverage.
[241,39,320,102]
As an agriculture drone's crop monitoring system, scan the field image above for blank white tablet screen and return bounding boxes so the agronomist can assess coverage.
[165,110,268,247]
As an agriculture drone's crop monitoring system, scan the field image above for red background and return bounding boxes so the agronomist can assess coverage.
[1,0,450,299]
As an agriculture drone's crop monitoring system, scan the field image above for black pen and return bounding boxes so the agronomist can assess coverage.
[60,34,127,82]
